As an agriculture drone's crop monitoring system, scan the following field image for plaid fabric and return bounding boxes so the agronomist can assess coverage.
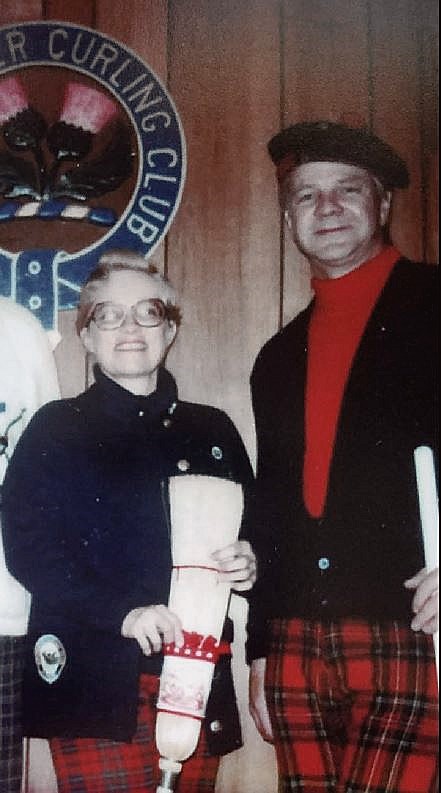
[0,635,26,793]
[266,618,439,793]
[50,673,219,792]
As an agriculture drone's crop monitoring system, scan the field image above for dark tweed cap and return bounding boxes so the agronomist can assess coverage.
[268,121,409,189]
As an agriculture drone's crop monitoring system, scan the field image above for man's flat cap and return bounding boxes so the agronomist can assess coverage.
[268,120,409,189]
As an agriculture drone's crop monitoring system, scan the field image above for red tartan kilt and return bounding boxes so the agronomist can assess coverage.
[265,617,439,793]
[50,674,219,793]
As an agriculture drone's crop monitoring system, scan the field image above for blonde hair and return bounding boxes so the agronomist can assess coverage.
[76,249,181,334]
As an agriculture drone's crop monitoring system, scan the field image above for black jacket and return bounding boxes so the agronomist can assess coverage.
[2,367,253,751]
[246,259,438,662]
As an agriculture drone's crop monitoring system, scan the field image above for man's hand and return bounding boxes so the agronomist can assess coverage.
[121,604,184,655]
[249,657,274,743]
[404,567,439,634]
[211,539,257,591]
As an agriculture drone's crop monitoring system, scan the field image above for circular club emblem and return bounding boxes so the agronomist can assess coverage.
[0,21,186,330]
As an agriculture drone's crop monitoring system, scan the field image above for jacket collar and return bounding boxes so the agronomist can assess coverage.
[90,365,178,424]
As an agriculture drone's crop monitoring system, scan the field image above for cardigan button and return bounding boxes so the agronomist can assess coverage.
[177,459,190,472]
[211,445,223,460]
[162,418,172,428]
[209,719,223,733]
[318,557,330,571]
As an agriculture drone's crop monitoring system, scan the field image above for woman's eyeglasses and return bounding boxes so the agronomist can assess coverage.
[89,299,168,331]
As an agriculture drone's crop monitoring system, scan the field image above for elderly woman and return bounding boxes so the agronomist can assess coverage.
[2,251,256,793]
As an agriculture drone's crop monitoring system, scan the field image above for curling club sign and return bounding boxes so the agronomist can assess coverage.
[0,22,186,330]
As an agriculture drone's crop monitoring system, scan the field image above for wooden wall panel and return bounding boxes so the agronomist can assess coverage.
[282,0,371,123]
[0,1,42,22]
[95,0,167,85]
[370,0,424,260]
[167,0,281,454]
[44,0,95,25]
[53,309,87,397]
[420,0,438,263]
[166,2,280,790]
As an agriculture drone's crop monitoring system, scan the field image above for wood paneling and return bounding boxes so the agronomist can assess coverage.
[420,0,439,263]
[167,0,281,454]
[44,0,95,26]
[0,1,42,23]
[370,0,424,260]
[53,309,86,397]
[282,0,370,123]
[95,0,167,82]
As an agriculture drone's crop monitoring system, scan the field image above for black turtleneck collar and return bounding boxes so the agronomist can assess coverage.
[90,365,178,424]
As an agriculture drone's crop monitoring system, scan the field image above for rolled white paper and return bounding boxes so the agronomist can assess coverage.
[414,447,439,571]
[414,446,439,681]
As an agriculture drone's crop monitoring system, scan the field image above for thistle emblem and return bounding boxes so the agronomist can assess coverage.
[0,20,186,332]
[0,76,134,227]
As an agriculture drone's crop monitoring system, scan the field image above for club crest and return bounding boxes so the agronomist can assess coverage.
[34,633,66,684]
[0,22,186,330]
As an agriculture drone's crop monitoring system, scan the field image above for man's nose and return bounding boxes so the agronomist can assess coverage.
[315,190,343,216]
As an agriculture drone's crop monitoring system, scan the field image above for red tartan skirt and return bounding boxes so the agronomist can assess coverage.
[265,618,439,793]
[50,674,219,793]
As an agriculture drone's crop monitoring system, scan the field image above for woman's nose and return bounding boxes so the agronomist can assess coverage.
[121,307,139,329]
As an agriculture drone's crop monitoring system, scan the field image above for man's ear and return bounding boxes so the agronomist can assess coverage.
[80,326,95,355]
[379,190,392,228]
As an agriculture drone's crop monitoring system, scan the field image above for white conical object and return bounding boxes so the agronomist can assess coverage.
[155,475,243,789]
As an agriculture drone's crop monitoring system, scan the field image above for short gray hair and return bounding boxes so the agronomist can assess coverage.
[76,249,181,334]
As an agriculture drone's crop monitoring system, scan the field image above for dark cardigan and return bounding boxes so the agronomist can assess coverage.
[2,367,253,751]
[246,258,439,662]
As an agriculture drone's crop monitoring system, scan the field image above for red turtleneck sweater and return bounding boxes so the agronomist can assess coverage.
[303,245,401,518]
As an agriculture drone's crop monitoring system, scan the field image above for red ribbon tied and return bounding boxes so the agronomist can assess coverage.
[163,630,231,663]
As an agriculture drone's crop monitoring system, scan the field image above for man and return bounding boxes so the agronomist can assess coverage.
[246,121,438,792]
[0,297,60,793]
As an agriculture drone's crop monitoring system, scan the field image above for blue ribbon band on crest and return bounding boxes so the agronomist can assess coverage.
[13,249,59,331]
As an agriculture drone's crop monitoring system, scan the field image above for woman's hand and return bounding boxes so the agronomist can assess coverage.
[404,567,439,634]
[211,539,257,592]
[121,604,184,655]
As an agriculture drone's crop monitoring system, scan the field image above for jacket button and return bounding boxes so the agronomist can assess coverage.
[318,557,330,570]
[177,459,190,472]
[209,719,223,733]
[162,418,172,428]
[211,446,223,460]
